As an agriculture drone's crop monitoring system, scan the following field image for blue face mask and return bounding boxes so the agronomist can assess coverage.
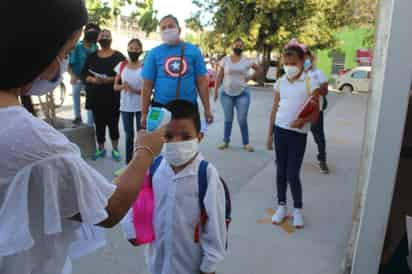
[304,59,312,70]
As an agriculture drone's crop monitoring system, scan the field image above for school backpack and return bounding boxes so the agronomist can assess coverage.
[150,156,232,249]
[119,60,128,76]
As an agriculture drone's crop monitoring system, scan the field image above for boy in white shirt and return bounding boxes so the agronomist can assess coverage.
[122,100,227,274]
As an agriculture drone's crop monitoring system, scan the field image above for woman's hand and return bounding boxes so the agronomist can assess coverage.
[214,91,218,102]
[124,82,131,92]
[266,134,274,150]
[134,128,166,157]
[290,118,306,129]
[86,76,97,84]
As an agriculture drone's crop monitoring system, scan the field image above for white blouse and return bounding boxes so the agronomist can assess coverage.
[0,106,116,274]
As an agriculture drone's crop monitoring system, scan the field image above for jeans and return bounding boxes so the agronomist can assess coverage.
[220,88,251,145]
[72,81,94,126]
[121,111,142,164]
[310,111,327,162]
[274,126,307,209]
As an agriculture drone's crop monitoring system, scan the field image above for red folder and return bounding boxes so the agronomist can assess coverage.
[297,95,319,119]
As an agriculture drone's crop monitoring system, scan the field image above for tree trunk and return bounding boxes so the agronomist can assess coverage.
[257,45,273,86]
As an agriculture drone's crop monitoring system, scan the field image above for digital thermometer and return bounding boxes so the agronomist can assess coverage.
[146,107,172,132]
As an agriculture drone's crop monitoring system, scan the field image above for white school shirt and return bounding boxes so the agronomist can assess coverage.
[308,68,328,110]
[274,72,319,134]
[114,62,143,112]
[121,153,227,274]
[220,56,253,96]
[0,106,116,274]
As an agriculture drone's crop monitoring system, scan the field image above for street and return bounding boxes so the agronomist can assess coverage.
[55,87,369,274]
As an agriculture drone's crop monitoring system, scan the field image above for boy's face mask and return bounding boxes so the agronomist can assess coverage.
[164,138,199,167]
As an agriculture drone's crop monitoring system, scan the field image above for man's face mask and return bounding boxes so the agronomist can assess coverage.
[26,57,68,96]
[161,28,180,45]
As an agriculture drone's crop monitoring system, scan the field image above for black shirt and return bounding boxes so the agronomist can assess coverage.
[81,50,125,110]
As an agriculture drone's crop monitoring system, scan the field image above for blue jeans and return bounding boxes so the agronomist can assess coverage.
[220,88,251,145]
[310,111,327,162]
[72,81,94,126]
[121,111,142,164]
[274,126,307,209]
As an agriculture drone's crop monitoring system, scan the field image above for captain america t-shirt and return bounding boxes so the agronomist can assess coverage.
[142,41,207,105]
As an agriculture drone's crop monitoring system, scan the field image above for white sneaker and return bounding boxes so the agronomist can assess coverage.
[293,209,304,229]
[272,205,287,225]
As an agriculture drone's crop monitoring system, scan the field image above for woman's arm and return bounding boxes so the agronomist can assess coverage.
[247,63,263,82]
[71,129,165,228]
[113,74,123,92]
[214,66,224,101]
[267,91,280,150]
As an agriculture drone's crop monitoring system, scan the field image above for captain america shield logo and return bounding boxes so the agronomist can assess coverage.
[164,56,188,77]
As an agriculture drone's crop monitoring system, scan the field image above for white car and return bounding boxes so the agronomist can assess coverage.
[335,66,371,93]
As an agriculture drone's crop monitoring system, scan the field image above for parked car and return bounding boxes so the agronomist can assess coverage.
[266,60,278,82]
[335,66,372,93]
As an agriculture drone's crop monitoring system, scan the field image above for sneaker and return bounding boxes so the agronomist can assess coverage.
[93,148,106,160]
[319,161,330,174]
[218,143,229,150]
[112,149,121,162]
[244,144,254,152]
[292,209,304,229]
[73,118,82,125]
[272,205,287,225]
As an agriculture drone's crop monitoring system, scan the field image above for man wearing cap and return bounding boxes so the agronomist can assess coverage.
[141,14,213,127]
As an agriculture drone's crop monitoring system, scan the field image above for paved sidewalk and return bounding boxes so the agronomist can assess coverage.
[218,92,368,274]
[65,88,368,274]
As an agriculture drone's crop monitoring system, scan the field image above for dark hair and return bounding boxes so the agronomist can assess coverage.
[85,23,100,32]
[128,38,143,49]
[1,0,88,90]
[306,49,313,58]
[234,37,244,45]
[284,45,305,60]
[165,100,201,133]
[160,14,180,28]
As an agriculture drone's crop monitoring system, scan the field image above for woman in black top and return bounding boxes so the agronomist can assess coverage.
[82,29,125,161]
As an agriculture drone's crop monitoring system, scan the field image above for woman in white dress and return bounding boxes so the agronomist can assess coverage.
[0,1,164,274]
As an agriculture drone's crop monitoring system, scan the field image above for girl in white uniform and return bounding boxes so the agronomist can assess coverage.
[267,44,319,229]
[0,1,164,273]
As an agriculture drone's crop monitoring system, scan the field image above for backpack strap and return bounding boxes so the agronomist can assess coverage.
[149,156,163,179]
[194,160,209,243]
[175,42,186,98]
[119,60,129,77]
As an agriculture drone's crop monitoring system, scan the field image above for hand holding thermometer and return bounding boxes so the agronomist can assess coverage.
[146,107,172,132]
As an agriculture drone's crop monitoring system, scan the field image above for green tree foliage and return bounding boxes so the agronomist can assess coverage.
[85,0,158,35]
[190,0,360,69]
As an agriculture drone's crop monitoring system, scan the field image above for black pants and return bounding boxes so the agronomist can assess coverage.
[310,111,327,162]
[274,126,307,209]
[92,107,120,145]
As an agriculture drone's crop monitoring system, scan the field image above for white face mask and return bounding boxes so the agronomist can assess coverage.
[26,57,68,96]
[161,28,180,45]
[284,65,301,80]
[164,138,199,167]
